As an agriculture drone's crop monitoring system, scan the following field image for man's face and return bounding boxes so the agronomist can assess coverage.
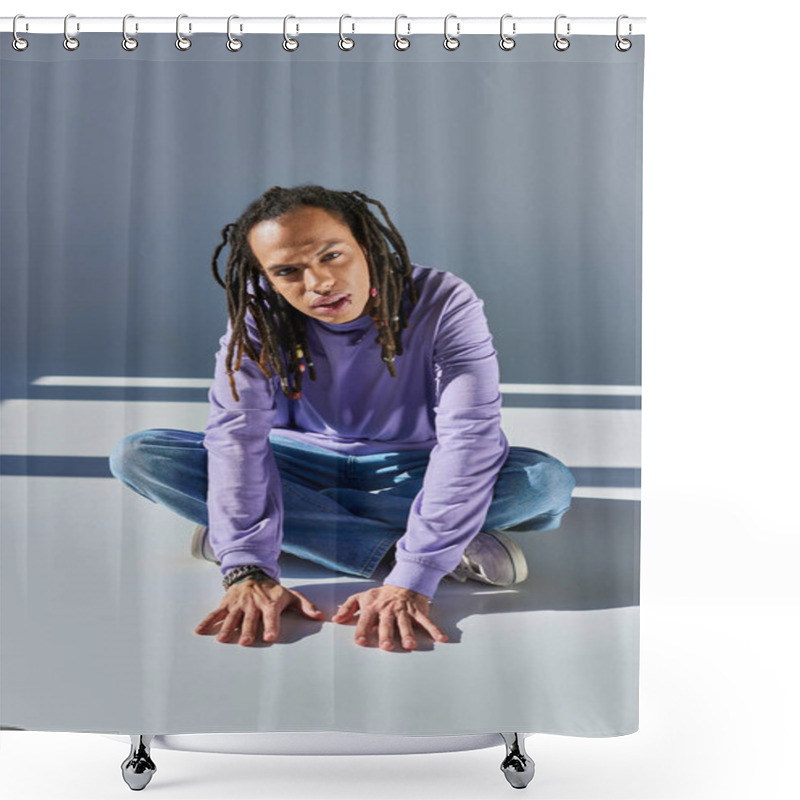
[247,206,372,324]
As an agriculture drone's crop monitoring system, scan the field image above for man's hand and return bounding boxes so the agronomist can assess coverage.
[194,576,325,646]
[331,584,448,651]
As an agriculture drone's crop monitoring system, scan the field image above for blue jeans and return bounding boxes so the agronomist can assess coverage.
[108,430,577,579]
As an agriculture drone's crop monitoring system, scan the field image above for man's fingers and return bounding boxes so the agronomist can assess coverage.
[217,608,243,642]
[354,608,377,646]
[378,612,397,650]
[239,609,261,646]
[291,591,326,621]
[194,607,227,634]
[396,611,417,649]
[412,607,448,642]
[260,605,281,643]
[332,595,358,622]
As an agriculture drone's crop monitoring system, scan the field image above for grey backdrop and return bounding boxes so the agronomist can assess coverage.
[1,33,643,736]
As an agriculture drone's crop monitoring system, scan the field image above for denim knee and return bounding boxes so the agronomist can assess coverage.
[108,429,154,481]
[525,453,577,504]
[544,457,577,508]
[520,451,577,516]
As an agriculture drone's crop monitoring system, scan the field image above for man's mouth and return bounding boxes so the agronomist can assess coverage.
[313,295,351,314]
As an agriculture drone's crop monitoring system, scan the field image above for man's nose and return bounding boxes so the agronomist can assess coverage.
[304,264,335,291]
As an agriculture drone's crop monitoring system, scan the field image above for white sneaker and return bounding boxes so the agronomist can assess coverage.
[447,529,528,586]
[190,525,220,565]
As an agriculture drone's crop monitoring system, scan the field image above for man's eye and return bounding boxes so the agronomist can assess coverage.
[275,254,338,277]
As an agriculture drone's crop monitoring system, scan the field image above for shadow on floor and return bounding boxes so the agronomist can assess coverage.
[248,497,640,649]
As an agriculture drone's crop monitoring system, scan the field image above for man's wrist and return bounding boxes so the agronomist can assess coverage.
[222,565,271,590]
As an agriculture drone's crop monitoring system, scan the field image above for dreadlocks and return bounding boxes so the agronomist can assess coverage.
[210,185,420,402]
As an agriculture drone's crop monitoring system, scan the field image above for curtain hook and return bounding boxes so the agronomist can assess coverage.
[394,14,410,50]
[615,15,632,51]
[443,14,460,51]
[122,14,138,51]
[175,13,191,50]
[227,15,243,51]
[12,14,29,52]
[499,14,516,51]
[283,15,299,51]
[339,14,355,50]
[553,14,570,52]
[63,13,80,51]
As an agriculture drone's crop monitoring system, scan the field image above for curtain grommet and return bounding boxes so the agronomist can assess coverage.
[443,14,460,51]
[615,15,632,51]
[283,15,299,51]
[226,15,243,52]
[12,14,29,51]
[553,14,570,51]
[394,15,410,50]
[63,13,80,51]
[499,14,516,50]
[121,14,138,51]
[175,14,191,50]
[338,15,355,51]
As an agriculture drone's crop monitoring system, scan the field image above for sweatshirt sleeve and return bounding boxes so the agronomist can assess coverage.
[382,281,510,600]
[203,309,285,584]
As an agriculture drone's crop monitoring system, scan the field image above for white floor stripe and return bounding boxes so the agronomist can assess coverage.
[500,383,641,396]
[571,486,641,502]
[500,407,640,468]
[0,475,641,502]
[1,399,641,468]
[31,376,212,388]
[31,375,641,396]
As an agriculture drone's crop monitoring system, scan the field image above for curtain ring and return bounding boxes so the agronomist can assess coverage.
[499,14,515,50]
[394,15,410,50]
[615,15,632,51]
[12,14,29,52]
[553,14,570,51]
[175,14,191,50]
[283,15,299,51]
[443,14,460,51]
[63,13,80,51]
[227,15,243,51]
[339,15,355,50]
[122,14,138,51]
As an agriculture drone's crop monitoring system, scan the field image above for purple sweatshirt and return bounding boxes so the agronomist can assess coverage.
[203,263,510,599]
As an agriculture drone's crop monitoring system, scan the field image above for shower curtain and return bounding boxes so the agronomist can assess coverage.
[0,27,643,738]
